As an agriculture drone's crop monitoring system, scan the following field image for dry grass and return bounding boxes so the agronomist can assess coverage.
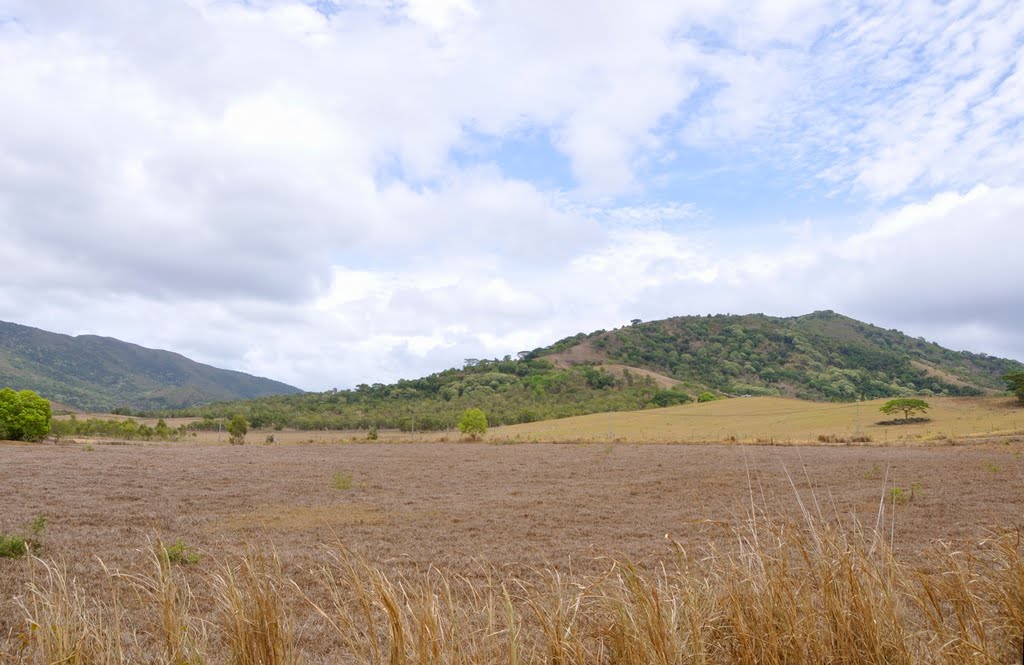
[4,516,1023,663]
[51,396,1024,446]
[215,504,386,533]
[491,396,1024,444]
[2,439,1024,662]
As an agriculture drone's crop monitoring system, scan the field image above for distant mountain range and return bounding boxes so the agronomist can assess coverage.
[0,320,302,411]
[172,311,1024,432]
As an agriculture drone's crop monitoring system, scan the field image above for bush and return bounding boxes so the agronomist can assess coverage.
[650,389,692,407]
[0,534,27,558]
[697,391,718,403]
[162,538,201,565]
[0,388,52,442]
[458,408,488,440]
[1005,372,1024,404]
[0,514,47,558]
[227,414,249,444]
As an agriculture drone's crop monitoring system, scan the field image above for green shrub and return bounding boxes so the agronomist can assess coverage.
[0,534,27,558]
[332,472,353,490]
[162,539,201,565]
[0,514,47,558]
[28,515,47,536]
[650,389,692,407]
[458,408,488,440]
[0,387,52,441]
[889,483,924,504]
[227,414,249,444]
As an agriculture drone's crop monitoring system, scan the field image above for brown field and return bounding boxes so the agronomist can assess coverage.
[2,438,1024,662]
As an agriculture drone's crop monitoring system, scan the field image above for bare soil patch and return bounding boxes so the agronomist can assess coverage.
[544,337,678,387]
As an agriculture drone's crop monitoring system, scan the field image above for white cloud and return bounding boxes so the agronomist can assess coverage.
[0,1,1022,390]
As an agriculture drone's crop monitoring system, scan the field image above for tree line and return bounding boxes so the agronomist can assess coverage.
[149,359,690,431]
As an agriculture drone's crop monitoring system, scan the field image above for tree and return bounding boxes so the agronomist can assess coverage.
[650,389,692,407]
[0,388,52,442]
[227,414,249,444]
[697,391,718,403]
[582,366,616,389]
[1004,372,1024,404]
[879,398,930,422]
[154,418,172,440]
[458,408,488,440]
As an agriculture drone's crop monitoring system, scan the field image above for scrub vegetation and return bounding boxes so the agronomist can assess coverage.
[137,311,1023,433]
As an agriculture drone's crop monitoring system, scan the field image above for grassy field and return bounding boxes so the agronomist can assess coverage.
[491,395,1024,444]
[18,397,1024,661]
[2,439,1024,662]
[57,396,1024,447]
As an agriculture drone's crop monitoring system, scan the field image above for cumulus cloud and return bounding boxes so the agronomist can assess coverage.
[0,0,1021,389]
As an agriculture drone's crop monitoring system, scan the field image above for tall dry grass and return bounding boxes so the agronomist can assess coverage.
[5,520,1023,664]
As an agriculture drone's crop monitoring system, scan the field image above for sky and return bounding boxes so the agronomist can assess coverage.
[1,0,1022,391]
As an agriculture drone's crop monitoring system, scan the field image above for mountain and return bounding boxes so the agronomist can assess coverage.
[0,320,302,411]
[536,311,1022,401]
[168,311,1023,431]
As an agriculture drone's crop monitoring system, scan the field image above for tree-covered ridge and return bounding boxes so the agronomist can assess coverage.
[0,320,302,411]
[159,311,1024,431]
[164,358,677,430]
[538,311,1022,401]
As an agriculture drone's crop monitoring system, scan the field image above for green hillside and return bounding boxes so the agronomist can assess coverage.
[0,320,302,411]
[162,311,1023,431]
[541,311,1021,401]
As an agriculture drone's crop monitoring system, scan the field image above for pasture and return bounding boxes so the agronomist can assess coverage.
[1,438,1023,662]
[493,395,1024,444]
[57,396,1024,447]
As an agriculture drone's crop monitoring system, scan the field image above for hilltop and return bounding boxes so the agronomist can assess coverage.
[534,311,1019,400]
[164,311,1023,430]
[0,320,302,411]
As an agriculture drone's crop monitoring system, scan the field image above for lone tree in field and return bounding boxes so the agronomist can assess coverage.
[879,398,930,422]
[0,388,52,442]
[1005,372,1024,404]
[227,414,249,444]
[458,408,488,440]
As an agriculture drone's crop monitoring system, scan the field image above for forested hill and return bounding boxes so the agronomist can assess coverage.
[537,311,1022,401]
[164,311,1022,431]
[0,320,302,411]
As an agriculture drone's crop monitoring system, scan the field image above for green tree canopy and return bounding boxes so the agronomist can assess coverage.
[458,408,488,440]
[1005,372,1024,404]
[0,388,52,442]
[650,389,692,407]
[879,398,930,422]
[227,414,249,444]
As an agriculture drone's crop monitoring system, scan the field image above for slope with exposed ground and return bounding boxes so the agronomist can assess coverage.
[534,310,1022,401]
